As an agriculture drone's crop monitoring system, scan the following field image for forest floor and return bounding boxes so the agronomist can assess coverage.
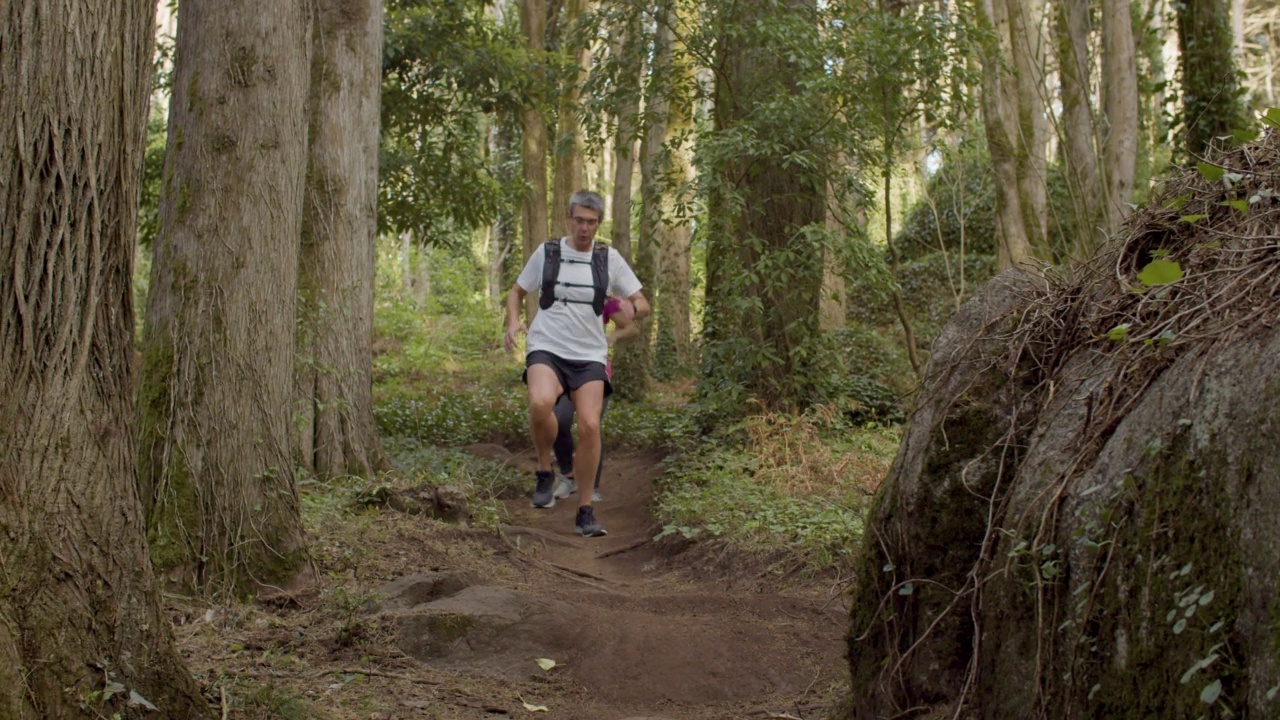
[173,446,852,720]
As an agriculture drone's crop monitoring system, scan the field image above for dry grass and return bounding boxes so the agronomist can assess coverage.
[743,403,893,496]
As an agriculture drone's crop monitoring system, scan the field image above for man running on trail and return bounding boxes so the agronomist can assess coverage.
[504,191,650,537]
[551,295,639,504]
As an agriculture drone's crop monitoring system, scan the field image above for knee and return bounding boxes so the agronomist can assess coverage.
[530,394,558,418]
[577,413,602,439]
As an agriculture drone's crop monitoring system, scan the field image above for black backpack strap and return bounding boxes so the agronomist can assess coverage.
[539,239,561,311]
[590,243,609,315]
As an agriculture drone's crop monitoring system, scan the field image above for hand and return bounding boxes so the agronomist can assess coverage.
[619,298,636,322]
[505,322,527,352]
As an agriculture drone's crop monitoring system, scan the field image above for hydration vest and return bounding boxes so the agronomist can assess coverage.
[539,239,609,316]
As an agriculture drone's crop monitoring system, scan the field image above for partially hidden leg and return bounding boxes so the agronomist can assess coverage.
[526,363,562,507]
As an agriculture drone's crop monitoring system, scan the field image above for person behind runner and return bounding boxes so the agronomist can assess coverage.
[551,295,639,503]
[504,191,650,537]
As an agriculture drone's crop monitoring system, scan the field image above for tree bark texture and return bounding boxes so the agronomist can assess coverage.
[1055,0,1103,256]
[0,1,209,716]
[519,0,550,320]
[1102,0,1139,236]
[139,0,311,594]
[978,0,1035,269]
[296,0,387,481]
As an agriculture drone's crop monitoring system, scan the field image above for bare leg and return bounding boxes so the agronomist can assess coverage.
[568,380,605,509]
[525,364,563,472]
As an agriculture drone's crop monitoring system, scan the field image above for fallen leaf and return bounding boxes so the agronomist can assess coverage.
[535,657,557,671]
[522,701,550,712]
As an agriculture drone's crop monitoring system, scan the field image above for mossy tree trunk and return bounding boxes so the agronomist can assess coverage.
[296,0,387,481]
[139,0,312,595]
[0,1,209,716]
[608,10,643,261]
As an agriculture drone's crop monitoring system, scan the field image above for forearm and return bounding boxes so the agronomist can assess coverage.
[505,286,525,326]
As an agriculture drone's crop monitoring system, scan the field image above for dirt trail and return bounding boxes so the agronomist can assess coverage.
[454,447,852,720]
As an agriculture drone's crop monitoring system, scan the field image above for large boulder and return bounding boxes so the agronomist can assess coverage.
[846,135,1280,719]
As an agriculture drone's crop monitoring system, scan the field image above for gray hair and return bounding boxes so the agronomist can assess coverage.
[568,191,605,218]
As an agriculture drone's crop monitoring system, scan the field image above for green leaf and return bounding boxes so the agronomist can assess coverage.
[1138,259,1184,287]
[1262,107,1280,129]
[1165,194,1190,210]
[1108,324,1132,342]
[898,582,914,596]
[1234,127,1261,142]
[1178,214,1208,223]
[1196,162,1225,182]
[1199,589,1215,606]
[1173,619,1187,634]
[1222,199,1249,213]
[1200,678,1222,704]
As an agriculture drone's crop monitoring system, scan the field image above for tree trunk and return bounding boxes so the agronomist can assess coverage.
[550,0,589,239]
[616,8,679,401]
[1101,0,1139,235]
[1055,0,1102,257]
[296,0,386,482]
[978,0,1035,269]
[139,0,312,594]
[1009,0,1049,256]
[655,34,697,375]
[1177,0,1247,158]
[609,13,644,261]
[519,0,550,320]
[0,1,209,716]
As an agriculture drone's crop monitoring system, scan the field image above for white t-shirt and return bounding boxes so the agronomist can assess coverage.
[516,238,643,364]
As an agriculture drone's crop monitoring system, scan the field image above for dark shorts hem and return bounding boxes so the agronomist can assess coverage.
[524,350,613,397]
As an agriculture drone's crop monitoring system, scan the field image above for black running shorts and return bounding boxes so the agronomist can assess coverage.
[524,350,612,397]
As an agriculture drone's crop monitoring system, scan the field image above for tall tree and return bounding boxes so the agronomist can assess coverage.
[1101,0,1139,233]
[1055,0,1103,256]
[296,0,387,481]
[139,0,312,593]
[551,0,591,238]
[0,1,208,715]
[977,0,1037,268]
[608,9,645,261]
[519,0,551,318]
[1177,0,1248,158]
[654,8,698,375]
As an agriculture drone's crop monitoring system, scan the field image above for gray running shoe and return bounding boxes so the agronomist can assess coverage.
[553,474,578,499]
[591,489,603,503]
[532,470,556,508]
[575,506,607,537]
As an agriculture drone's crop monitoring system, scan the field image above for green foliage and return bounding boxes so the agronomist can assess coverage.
[892,149,998,261]
[137,109,168,249]
[653,423,892,572]
[374,388,526,447]
[795,326,913,424]
[380,0,535,244]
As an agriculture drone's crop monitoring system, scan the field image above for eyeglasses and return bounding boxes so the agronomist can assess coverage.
[570,215,600,227]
